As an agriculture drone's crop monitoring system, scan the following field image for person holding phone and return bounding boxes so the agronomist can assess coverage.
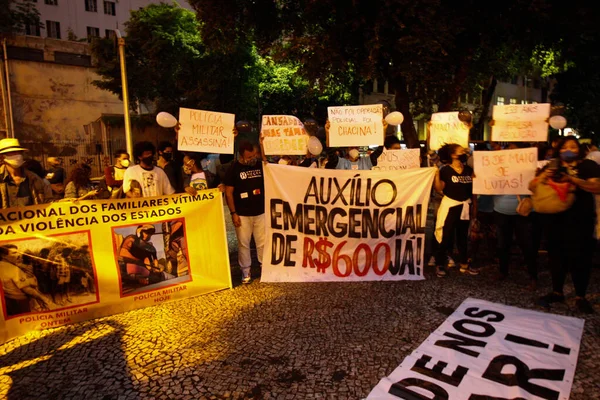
[63,163,102,201]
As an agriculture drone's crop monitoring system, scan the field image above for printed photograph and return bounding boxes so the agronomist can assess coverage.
[113,219,191,296]
[0,232,99,319]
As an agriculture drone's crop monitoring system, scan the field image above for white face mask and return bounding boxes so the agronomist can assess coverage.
[278,158,289,165]
[349,149,360,159]
[120,159,130,168]
[4,154,24,168]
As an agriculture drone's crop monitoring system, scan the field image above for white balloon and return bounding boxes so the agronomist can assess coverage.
[307,136,323,156]
[549,115,567,130]
[156,112,178,128]
[385,111,404,125]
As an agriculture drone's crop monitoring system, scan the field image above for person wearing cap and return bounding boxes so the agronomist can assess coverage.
[46,157,66,199]
[0,138,48,208]
[118,224,161,286]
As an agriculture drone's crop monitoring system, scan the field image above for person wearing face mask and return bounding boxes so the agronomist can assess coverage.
[45,157,66,199]
[0,138,48,208]
[123,141,175,198]
[104,149,130,198]
[433,143,479,277]
[530,137,600,314]
[157,141,183,193]
[182,152,222,195]
[324,119,386,170]
[224,140,266,284]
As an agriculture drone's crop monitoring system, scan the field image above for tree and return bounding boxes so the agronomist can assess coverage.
[0,0,40,36]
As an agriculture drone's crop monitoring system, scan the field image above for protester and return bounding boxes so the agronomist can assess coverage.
[433,143,479,277]
[123,141,175,198]
[23,159,53,201]
[119,225,172,285]
[531,137,600,313]
[104,149,130,197]
[384,135,402,150]
[46,156,66,199]
[158,141,183,193]
[64,163,101,201]
[224,140,265,284]
[0,138,48,207]
[324,119,386,170]
[182,152,223,194]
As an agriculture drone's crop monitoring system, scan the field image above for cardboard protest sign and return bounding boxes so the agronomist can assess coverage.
[491,103,551,142]
[429,112,470,150]
[261,115,308,155]
[368,298,583,400]
[473,148,537,194]
[327,104,384,147]
[373,149,420,171]
[178,108,236,154]
[0,191,231,344]
[262,165,436,282]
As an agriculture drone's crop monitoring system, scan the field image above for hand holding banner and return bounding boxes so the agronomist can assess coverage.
[491,103,551,142]
[429,112,470,150]
[177,108,236,154]
[260,115,308,155]
[373,149,420,171]
[473,148,537,194]
[327,104,384,147]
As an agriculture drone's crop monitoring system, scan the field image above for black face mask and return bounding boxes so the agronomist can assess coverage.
[162,153,172,162]
[458,154,468,164]
[141,156,154,166]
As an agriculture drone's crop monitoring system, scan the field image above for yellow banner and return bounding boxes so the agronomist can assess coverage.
[0,190,231,344]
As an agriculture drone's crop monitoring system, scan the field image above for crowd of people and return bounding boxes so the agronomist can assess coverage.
[0,117,599,314]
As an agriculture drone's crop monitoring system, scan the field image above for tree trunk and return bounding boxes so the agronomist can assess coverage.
[473,75,497,140]
[438,48,474,112]
[392,76,419,148]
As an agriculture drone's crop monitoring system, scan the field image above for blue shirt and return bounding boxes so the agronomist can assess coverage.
[336,157,373,170]
[493,195,521,215]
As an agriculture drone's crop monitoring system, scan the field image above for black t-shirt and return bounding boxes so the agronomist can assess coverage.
[440,165,473,202]
[223,161,265,216]
[568,159,600,221]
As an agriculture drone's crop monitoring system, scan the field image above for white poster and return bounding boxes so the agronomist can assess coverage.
[368,298,584,400]
[373,149,421,171]
[429,112,470,151]
[261,115,308,155]
[177,107,236,154]
[472,148,537,195]
[491,103,551,142]
[262,165,436,282]
[328,104,384,147]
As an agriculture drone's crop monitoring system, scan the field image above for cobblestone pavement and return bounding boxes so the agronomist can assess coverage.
[0,206,599,399]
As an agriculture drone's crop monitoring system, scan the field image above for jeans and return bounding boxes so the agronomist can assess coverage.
[494,211,536,280]
[235,214,266,277]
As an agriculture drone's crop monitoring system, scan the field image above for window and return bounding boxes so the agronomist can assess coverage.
[54,52,92,67]
[87,26,100,41]
[105,29,115,39]
[85,0,97,12]
[510,98,517,104]
[46,20,61,39]
[6,46,44,62]
[104,1,115,15]
[510,76,519,85]
[44,0,57,4]
[497,96,505,105]
[376,79,385,94]
[25,23,41,36]
[521,100,528,104]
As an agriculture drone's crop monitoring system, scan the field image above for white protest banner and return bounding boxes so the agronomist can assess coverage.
[177,107,236,154]
[373,149,420,171]
[491,103,551,142]
[429,112,470,151]
[261,115,308,155]
[262,165,436,282]
[368,298,584,400]
[327,104,384,147]
[473,148,537,195]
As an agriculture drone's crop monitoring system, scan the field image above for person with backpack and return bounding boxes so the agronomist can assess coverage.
[531,137,600,313]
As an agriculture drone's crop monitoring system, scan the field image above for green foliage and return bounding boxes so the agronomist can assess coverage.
[0,0,40,35]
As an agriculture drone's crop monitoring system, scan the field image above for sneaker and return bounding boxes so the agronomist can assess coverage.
[436,266,447,278]
[537,292,565,308]
[447,257,456,268]
[242,275,251,284]
[460,264,479,275]
[427,256,436,267]
[575,298,594,314]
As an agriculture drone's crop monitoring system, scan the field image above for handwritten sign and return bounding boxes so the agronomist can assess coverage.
[261,115,308,155]
[327,104,384,147]
[473,148,537,194]
[429,112,470,150]
[178,108,235,154]
[372,149,420,171]
[491,103,550,142]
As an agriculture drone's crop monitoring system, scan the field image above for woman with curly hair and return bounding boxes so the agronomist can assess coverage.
[64,163,101,201]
